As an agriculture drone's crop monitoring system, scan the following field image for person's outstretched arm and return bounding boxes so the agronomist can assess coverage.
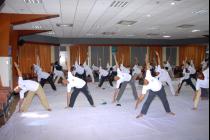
[113,54,119,69]
[14,62,22,77]
[155,51,161,66]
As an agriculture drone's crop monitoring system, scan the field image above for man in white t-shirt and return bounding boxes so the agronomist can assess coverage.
[74,60,86,81]
[163,56,174,78]
[135,54,175,118]
[53,60,66,84]
[62,60,95,108]
[14,62,51,112]
[193,67,209,110]
[112,55,138,106]
[98,66,114,88]
[176,59,196,95]
[33,64,56,91]
[155,52,175,96]
[83,61,95,83]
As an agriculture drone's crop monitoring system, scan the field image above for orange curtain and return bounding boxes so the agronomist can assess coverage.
[149,45,162,64]
[116,46,131,67]
[179,44,206,69]
[19,43,52,75]
[70,45,88,66]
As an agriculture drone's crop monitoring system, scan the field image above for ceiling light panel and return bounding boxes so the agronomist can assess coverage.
[24,0,43,4]
[117,20,137,26]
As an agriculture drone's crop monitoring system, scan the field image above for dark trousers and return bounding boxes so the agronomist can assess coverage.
[75,72,86,81]
[178,78,196,93]
[190,73,197,81]
[40,76,56,91]
[116,76,138,102]
[201,88,209,98]
[98,75,113,87]
[141,86,171,115]
[69,85,94,107]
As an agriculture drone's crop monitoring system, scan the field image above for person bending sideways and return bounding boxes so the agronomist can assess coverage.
[135,54,175,118]
[62,59,95,108]
[112,54,138,106]
[14,62,52,112]
[193,67,209,110]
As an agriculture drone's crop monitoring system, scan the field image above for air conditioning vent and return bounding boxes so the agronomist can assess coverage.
[110,1,129,8]
[117,20,137,26]
[177,24,195,29]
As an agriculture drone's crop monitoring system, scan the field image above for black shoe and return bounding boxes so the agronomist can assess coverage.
[101,102,107,105]
[116,103,121,106]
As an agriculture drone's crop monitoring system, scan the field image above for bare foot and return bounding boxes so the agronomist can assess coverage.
[65,106,70,109]
[47,109,52,112]
[92,105,96,107]
[167,112,175,116]
[136,114,144,119]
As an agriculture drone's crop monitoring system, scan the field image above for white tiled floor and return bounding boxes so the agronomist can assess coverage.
[0,81,209,140]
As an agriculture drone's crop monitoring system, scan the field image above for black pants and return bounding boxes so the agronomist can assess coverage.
[75,72,86,81]
[178,78,196,93]
[190,73,197,81]
[40,76,56,91]
[201,88,209,98]
[98,75,113,87]
[141,86,171,115]
[69,85,94,107]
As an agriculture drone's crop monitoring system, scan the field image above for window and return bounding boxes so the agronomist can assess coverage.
[165,47,177,67]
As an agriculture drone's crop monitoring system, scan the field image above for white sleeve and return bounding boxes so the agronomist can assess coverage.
[142,85,149,95]
[19,89,27,99]
[116,80,121,89]
[145,70,152,80]
[67,83,72,93]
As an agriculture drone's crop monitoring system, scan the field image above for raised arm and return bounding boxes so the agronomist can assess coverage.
[121,55,125,65]
[155,51,161,65]
[113,54,119,68]
[14,62,22,77]
[145,53,150,70]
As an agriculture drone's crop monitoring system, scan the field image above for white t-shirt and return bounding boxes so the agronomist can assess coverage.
[67,72,86,92]
[142,70,162,95]
[75,61,85,75]
[196,68,209,90]
[99,67,109,78]
[92,65,99,71]
[18,77,40,99]
[188,66,196,74]
[164,61,172,71]
[155,65,171,82]
[133,65,141,75]
[116,68,132,89]
[83,63,93,75]
[34,65,50,81]
[120,64,130,74]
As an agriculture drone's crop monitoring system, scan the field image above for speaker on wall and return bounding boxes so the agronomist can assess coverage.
[18,39,26,46]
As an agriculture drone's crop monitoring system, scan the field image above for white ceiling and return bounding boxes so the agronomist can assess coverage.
[0,0,209,39]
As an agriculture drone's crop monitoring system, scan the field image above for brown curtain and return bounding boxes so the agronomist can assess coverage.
[116,46,131,67]
[70,45,88,66]
[179,44,206,69]
[19,43,52,75]
[149,45,162,65]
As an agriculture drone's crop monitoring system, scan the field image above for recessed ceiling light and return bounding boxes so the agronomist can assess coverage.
[192,30,200,33]
[146,14,151,18]
[171,2,176,5]
[163,35,171,38]
[192,10,208,15]
[177,24,195,29]
[33,25,42,29]
[56,23,73,27]
[24,0,43,4]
